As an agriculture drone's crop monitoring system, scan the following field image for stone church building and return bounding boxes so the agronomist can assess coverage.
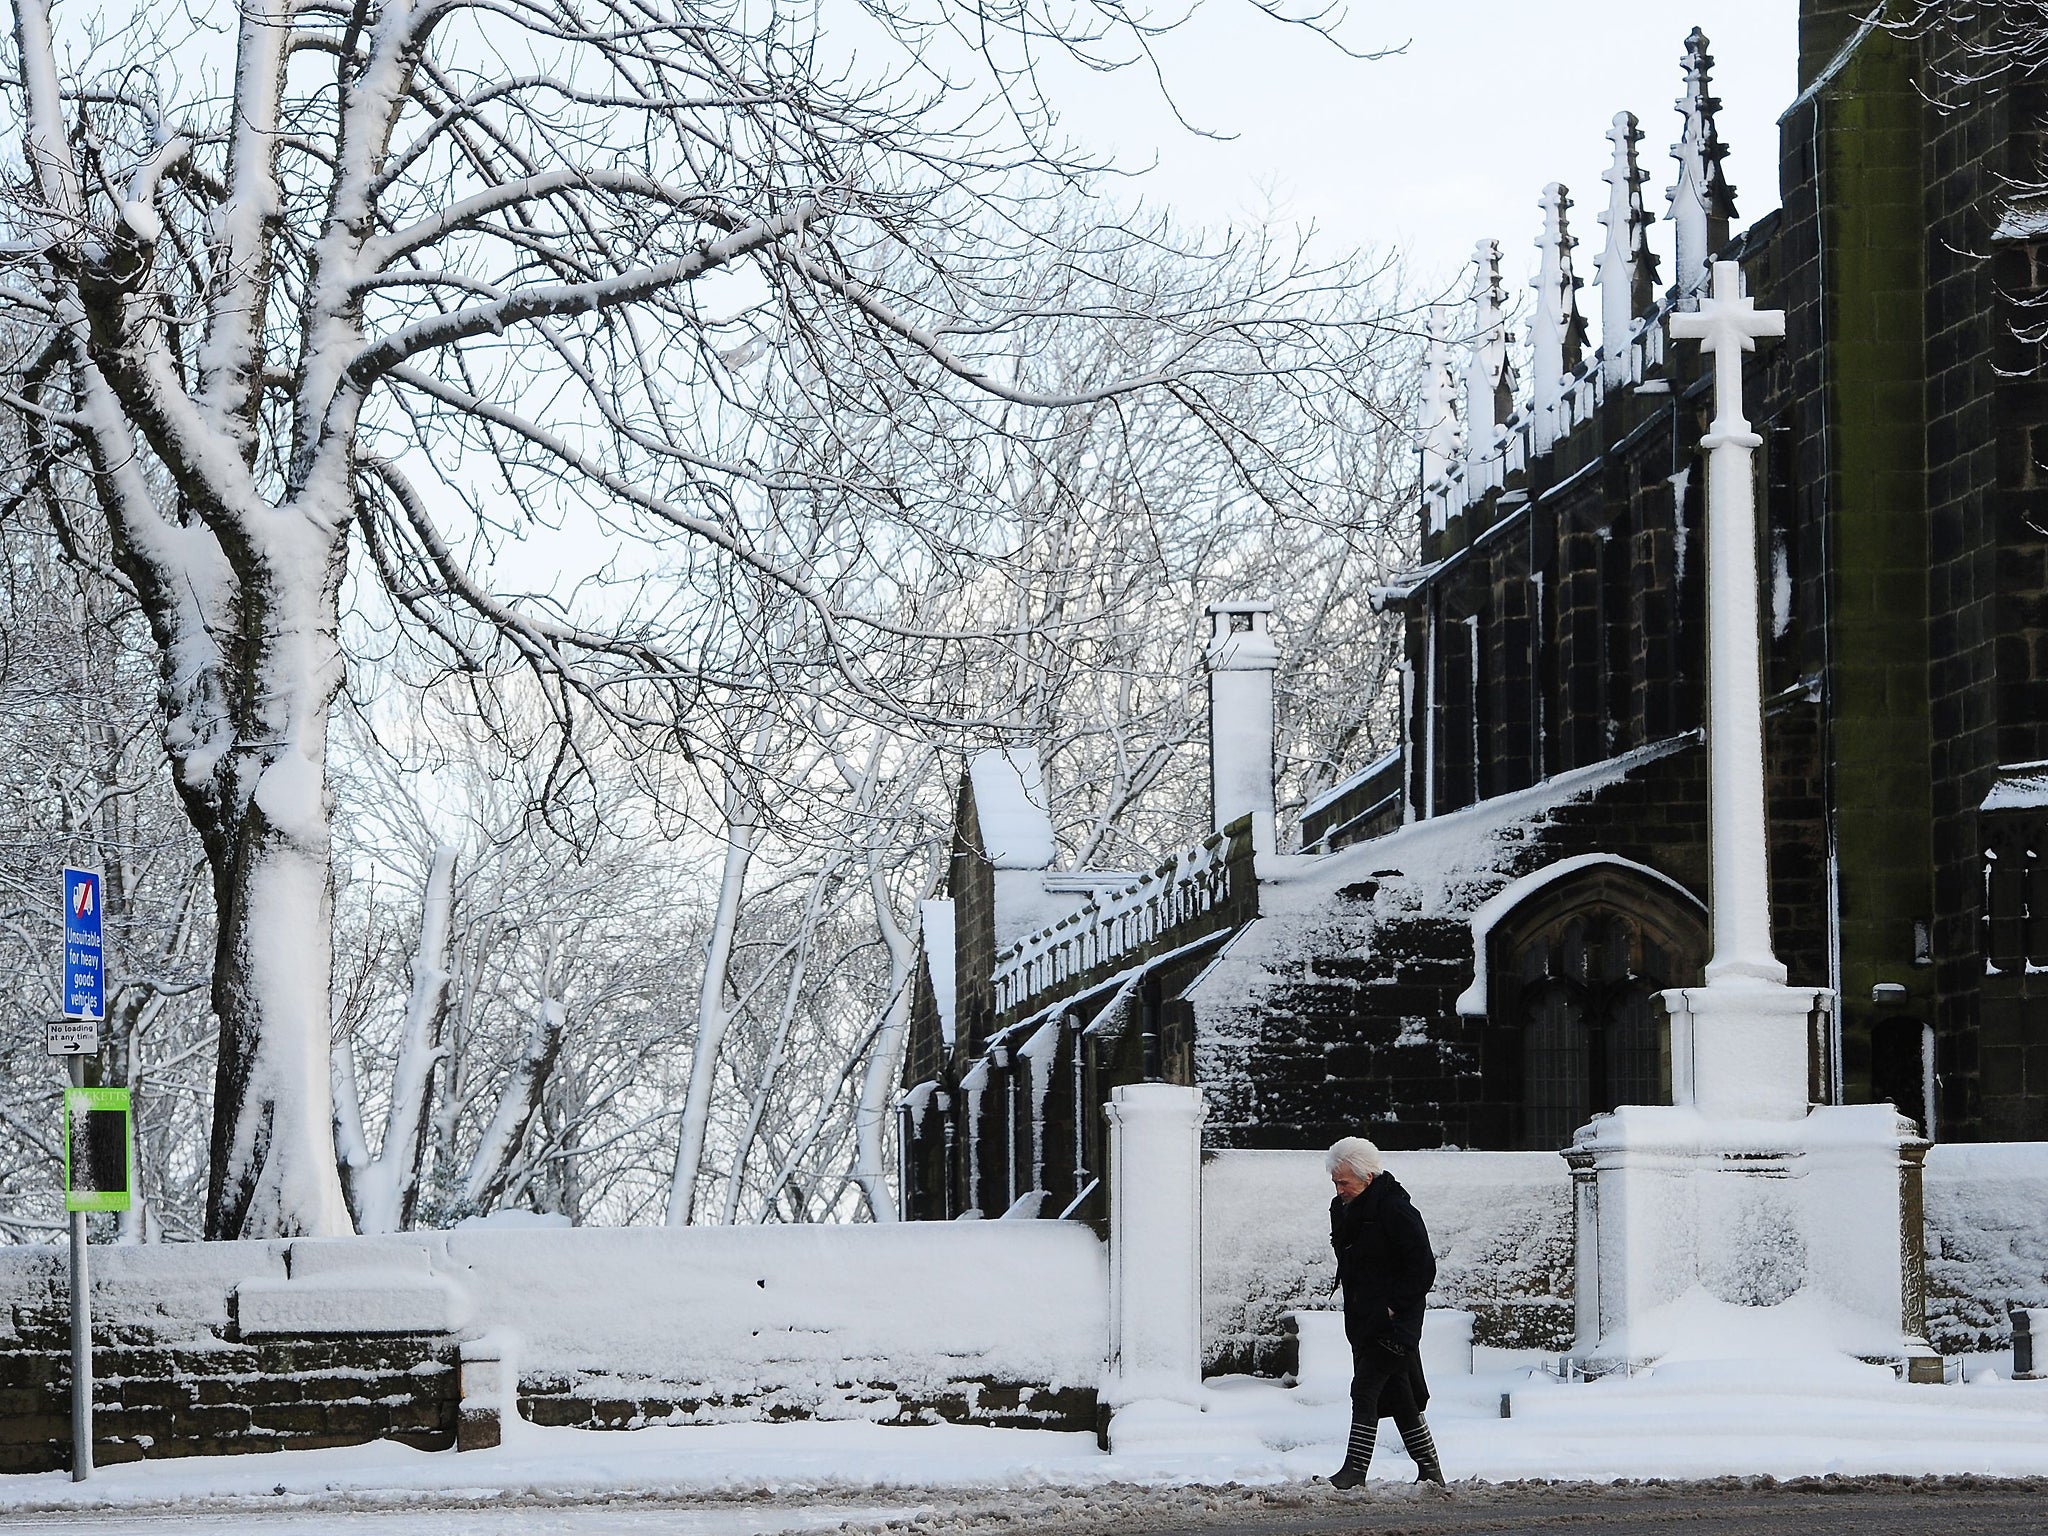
[897,1,2048,1225]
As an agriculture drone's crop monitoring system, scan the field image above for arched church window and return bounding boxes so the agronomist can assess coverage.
[1604,982,1665,1109]
[1486,865,1706,1151]
[1522,983,1589,1152]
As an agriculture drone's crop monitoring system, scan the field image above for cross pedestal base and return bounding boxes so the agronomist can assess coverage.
[1564,1099,1931,1374]
[1662,982,1828,1120]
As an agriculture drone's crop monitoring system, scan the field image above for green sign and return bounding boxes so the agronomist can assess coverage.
[63,1087,132,1214]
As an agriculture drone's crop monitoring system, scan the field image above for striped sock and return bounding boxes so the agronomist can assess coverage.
[1399,1416,1444,1482]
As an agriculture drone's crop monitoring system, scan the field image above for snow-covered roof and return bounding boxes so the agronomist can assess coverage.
[1189,736,1694,1023]
[1301,748,1401,822]
[1981,761,2048,813]
[968,747,1057,869]
[920,898,957,1047]
[1995,199,2048,243]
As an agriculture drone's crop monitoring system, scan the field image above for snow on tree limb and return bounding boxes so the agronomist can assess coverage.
[2,0,1394,1236]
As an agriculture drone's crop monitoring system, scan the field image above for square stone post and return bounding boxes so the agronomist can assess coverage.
[458,1332,515,1451]
[1102,1082,1206,1434]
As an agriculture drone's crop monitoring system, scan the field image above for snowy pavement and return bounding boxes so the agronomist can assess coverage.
[3,1353,2046,1531]
[0,1501,923,1534]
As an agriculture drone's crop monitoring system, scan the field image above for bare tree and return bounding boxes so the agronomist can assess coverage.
[329,689,695,1228]
[0,476,213,1242]
[333,840,455,1232]
[833,229,1419,867]
[1,0,1388,1235]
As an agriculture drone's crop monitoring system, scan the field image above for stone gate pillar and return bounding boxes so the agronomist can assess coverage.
[1102,1082,1205,1421]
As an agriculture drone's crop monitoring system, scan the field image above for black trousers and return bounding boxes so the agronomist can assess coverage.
[1349,1342,1425,1430]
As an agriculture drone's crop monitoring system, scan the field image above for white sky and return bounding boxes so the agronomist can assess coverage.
[1044,1,1801,301]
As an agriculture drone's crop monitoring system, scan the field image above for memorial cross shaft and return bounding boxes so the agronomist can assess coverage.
[1670,260,1787,989]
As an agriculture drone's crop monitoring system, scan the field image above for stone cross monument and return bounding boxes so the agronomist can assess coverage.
[1659,262,1818,1123]
[1565,262,1932,1373]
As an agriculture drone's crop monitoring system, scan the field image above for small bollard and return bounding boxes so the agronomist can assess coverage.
[458,1334,513,1451]
[2016,1308,2042,1381]
[1904,1354,1946,1384]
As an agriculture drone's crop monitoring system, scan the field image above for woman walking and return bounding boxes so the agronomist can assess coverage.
[1324,1136,1447,1488]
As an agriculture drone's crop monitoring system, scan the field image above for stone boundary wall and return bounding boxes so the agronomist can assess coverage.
[0,1222,1107,1472]
[1923,1142,2048,1355]
[0,1324,457,1474]
[1204,1142,2048,1373]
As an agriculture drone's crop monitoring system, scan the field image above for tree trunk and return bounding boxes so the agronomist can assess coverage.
[205,798,353,1238]
[346,843,458,1233]
[665,757,760,1225]
[200,551,355,1240]
[462,995,566,1212]
[853,851,916,1222]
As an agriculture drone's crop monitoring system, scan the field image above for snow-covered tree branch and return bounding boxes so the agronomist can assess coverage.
[2,0,1396,1236]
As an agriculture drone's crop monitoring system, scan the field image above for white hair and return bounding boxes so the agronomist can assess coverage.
[1325,1136,1383,1181]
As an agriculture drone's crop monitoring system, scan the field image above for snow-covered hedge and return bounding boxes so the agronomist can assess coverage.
[1923,1141,2048,1355]
[1205,1141,2048,1369]
[1201,1149,1574,1372]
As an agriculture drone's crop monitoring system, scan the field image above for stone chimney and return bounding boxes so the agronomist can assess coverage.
[1204,601,1279,857]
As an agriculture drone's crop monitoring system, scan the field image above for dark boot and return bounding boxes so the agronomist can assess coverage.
[1327,1418,1376,1489]
[1398,1414,1446,1486]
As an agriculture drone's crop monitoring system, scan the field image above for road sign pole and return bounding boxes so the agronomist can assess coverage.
[67,1052,91,1483]
[56,867,103,1484]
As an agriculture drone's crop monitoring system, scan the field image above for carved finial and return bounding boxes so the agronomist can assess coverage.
[1531,184,1589,454]
[1598,110,1659,382]
[1463,239,1515,486]
[1669,28,1737,310]
[1419,305,1464,490]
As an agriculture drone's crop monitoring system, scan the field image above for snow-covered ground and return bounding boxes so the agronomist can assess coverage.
[5,1351,2045,1531]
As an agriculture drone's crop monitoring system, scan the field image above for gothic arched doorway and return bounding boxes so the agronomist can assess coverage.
[1482,862,1708,1150]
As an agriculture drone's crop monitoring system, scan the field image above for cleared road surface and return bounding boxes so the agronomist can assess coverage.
[2,1478,2044,1535]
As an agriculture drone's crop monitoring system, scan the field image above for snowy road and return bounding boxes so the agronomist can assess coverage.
[942,1480,2048,1535]
[4,1359,2045,1530]
[0,1499,920,1534]
[4,1479,2048,1535]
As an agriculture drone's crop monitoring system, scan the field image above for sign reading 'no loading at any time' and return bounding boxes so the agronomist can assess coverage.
[51,867,104,1056]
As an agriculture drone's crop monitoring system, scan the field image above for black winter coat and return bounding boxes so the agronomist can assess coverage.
[1329,1170,1437,1350]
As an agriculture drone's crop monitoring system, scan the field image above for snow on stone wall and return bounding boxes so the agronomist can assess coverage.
[0,1222,1108,1429]
[1923,1141,2048,1355]
[1201,1149,1574,1373]
[0,1237,286,1344]
[451,1222,1105,1410]
[1191,743,1690,1143]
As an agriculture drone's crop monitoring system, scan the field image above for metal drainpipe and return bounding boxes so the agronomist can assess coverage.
[1069,1017,1087,1195]
[994,1047,1017,1212]
[1811,86,1847,1109]
[940,1091,956,1219]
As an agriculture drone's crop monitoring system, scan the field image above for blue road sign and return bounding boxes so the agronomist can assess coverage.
[62,868,104,1022]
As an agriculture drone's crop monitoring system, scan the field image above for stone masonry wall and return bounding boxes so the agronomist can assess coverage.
[0,1247,455,1474]
[0,1222,1108,1470]
[1203,1141,2048,1374]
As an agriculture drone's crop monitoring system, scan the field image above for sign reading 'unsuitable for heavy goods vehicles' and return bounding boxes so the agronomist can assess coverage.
[52,867,104,1054]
